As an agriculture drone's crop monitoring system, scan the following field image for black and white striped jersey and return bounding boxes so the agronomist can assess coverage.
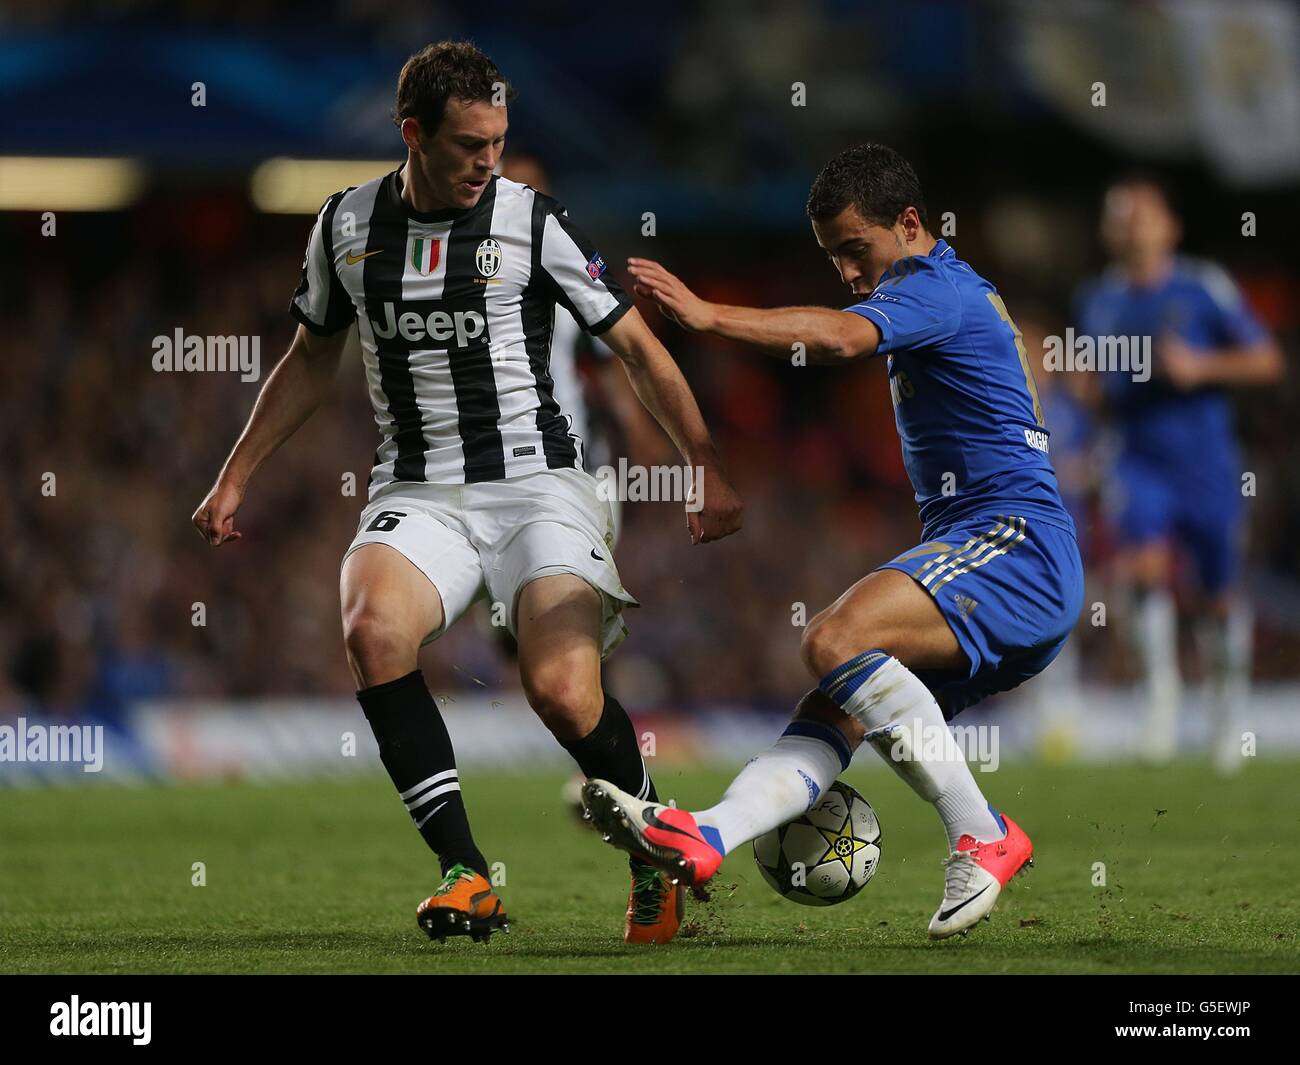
[290,169,632,490]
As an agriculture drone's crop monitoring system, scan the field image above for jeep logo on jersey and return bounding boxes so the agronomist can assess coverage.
[476,238,502,278]
[369,302,486,347]
[410,237,440,276]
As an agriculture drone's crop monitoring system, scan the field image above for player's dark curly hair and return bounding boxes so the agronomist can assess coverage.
[393,41,515,134]
[807,143,929,230]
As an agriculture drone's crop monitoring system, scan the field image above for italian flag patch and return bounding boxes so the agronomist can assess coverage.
[410,237,440,275]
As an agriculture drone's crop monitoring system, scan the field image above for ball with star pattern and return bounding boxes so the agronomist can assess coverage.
[753,781,882,906]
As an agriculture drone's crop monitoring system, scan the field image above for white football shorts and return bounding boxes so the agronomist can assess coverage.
[342,466,637,657]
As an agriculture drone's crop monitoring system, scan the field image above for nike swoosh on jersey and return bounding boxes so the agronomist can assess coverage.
[345,249,384,265]
[937,883,991,922]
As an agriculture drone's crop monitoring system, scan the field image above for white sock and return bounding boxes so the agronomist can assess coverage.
[1135,588,1181,759]
[694,721,850,855]
[1196,601,1252,766]
[827,651,1003,851]
[1033,635,1082,759]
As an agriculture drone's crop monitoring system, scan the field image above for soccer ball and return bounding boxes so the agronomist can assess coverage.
[753,781,881,906]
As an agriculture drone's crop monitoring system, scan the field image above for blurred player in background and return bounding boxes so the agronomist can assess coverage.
[1076,177,1283,772]
[584,144,1083,939]
[193,41,742,946]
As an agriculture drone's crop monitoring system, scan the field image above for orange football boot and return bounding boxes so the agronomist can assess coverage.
[416,863,510,943]
[624,861,685,944]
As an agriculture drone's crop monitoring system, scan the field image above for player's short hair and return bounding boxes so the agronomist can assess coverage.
[807,143,929,230]
[393,41,515,134]
[1104,170,1181,220]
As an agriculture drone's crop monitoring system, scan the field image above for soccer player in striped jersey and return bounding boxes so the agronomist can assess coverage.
[1076,177,1282,772]
[584,143,1084,939]
[192,41,742,945]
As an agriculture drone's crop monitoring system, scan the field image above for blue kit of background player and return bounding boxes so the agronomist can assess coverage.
[1077,260,1268,595]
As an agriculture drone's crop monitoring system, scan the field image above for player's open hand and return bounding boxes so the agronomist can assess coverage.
[192,476,246,546]
[627,258,716,332]
[687,465,743,544]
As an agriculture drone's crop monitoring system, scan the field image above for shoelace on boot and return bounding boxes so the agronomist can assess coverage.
[434,863,476,896]
[630,864,669,924]
[940,848,981,901]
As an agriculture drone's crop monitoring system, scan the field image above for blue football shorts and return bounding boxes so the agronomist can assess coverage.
[878,513,1084,717]
[1108,453,1243,595]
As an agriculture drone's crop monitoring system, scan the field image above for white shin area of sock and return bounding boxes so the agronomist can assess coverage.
[694,732,844,855]
[840,655,1003,850]
[1135,588,1181,751]
[1033,635,1083,735]
[1195,602,1252,752]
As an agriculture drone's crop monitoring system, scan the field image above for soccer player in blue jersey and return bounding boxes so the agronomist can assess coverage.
[1077,176,1282,772]
[582,143,1083,938]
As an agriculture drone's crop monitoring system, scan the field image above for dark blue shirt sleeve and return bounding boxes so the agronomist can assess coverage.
[1196,267,1268,348]
[843,262,962,355]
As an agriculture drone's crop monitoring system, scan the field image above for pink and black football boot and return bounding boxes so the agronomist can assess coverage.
[582,779,723,890]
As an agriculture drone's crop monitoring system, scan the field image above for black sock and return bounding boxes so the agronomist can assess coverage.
[562,693,659,804]
[357,669,489,880]
[563,695,661,875]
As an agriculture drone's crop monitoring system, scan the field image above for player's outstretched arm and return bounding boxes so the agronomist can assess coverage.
[1158,335,1284,391]
[627,257,879,363]
[601,307,743,545]
[191,324,348,546]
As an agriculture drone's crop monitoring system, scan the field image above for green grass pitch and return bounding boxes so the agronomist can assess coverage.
[2,761,1297,974]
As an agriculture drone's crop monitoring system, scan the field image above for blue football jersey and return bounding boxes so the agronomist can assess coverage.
[1075,258,1266,485]
[845,240,1074,540]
